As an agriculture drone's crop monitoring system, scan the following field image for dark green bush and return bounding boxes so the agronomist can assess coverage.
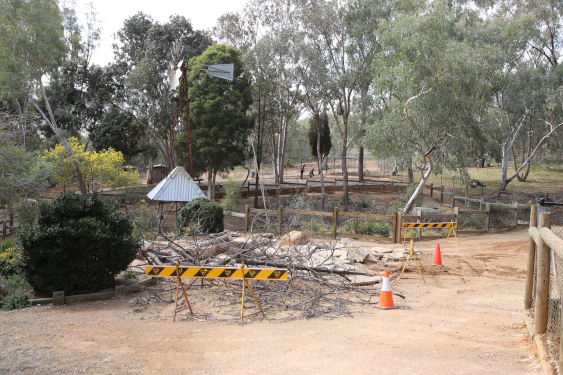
[16,192,140,295]
[175,198,224,234]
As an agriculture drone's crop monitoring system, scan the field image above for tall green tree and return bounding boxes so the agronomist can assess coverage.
[0,0,89,195]
[110,13,212,166]
[368,0,494,213]
[186,44,254,199]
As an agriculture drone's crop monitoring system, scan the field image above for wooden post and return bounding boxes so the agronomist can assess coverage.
[480,197,484,211]
[9,213,13,226]
[525,205,538,309]
[454,207,459,236]
[534,212,552,335]
[451,181,456,209]
[430,183,433,198]
[560,311,563,372]
[332,207,338,239]
[53,291,65,305]
[244,205,250,234]
[485,203,491,233]
[440,186,444,204]
[513,203,518,228]
[397,212,403,243]
[278,205,283,234]
[392,212,398,243]
[416,211,422,241]
[465,185,468,207]
[2,221,6,240]
[115,285,125,296]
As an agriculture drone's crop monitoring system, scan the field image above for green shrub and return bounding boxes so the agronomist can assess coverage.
[387,200,403,215]
[304,218,329,233]
[343,221,392,237]
[0,275,30,310]
[175,198,224,234]
[0,239,21,277]
[16,192,140,295]
[220,179,242,212]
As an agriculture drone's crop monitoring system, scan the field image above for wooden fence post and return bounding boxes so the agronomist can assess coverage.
[332,207,338,239]
[480,197,484,211]
[513,203,518,228]
[525,205,538,309]
[2,221,6,240]
[53,291,65,305]
[430,183,433,198]
[244,205,250,234]
[485,203,491,233]
[396,212,403,243]
[454,207,459,236]
[416,211,422,241]
[440,186,444,204]
[534,212,552,335]
[464,187,468,208]
[278,205,283,234]
[392,212,398,243]
[9,213,13,226]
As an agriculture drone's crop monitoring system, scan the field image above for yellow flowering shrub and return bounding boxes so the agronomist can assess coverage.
[42,138,139,191]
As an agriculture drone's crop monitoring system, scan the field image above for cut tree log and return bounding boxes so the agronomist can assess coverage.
[236,258,373,277]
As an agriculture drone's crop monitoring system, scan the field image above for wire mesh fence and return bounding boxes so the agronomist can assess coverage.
[458,213,487,231]
[547,254,563,366]
[489,207,516,227]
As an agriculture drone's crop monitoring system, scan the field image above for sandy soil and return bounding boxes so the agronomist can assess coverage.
[0,230,541,374]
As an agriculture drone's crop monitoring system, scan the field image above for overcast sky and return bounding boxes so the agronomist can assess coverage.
[72,0,248,66]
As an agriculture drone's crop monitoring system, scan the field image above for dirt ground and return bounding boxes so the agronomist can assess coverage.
[0,229,542,374]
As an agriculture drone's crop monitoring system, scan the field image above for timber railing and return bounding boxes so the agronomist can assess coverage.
[0,214,17,240]
[524,206,563,373]
[222,201,530,244]
[240,177,408,198]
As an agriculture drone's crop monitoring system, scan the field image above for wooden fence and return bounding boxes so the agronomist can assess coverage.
[1,214,17,240]
[523,206,563,374]
[223,201,531,244]
[241,178,407,198]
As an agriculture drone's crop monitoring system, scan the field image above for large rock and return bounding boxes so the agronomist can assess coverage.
[347,247,370,263]
[281,231,310,246]
[371,247,392,254]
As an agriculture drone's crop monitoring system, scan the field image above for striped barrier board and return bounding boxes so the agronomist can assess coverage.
[146,266,288,280]
[402,222,457,228]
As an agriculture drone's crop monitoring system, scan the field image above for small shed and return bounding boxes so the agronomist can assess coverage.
[147,166,207,231]
[151,164,167,184]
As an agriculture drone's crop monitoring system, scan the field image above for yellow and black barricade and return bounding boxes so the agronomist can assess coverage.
[402,219,459,244]
[146,261,287,323]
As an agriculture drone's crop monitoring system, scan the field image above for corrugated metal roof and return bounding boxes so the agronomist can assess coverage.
[147,166,207,202]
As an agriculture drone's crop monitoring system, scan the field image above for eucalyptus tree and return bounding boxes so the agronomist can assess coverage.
[368,0,494,213]
[296,0,386,204]
[481,0,563,190]
[0,0,89,194]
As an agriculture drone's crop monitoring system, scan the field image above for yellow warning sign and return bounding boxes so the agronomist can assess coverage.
[145,266,288,280]
[402,222,456,228]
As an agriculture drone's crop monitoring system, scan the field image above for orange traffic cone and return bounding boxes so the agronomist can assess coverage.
[432,243,443,266]
[378,269,394,309]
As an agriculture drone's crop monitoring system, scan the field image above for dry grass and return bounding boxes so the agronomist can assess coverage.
[417,166,563,194]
